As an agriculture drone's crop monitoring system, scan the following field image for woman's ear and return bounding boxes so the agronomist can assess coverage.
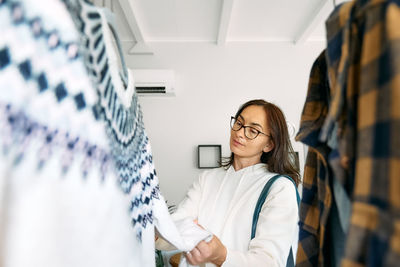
[263,141,274,153]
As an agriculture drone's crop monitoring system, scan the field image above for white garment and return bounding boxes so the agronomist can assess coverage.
[0,0,153,265]
[0,1,212,266]
[155,217,213,267]
[170,163,299,267]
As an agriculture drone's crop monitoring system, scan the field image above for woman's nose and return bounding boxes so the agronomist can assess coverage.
[235,127,246,139]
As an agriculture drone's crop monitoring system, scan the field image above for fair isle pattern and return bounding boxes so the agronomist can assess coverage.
[0,45,90,112]
[0,0,106,178]
[0,0,159,241]
[0,1,93,113]
[0,103,112,179]
[76,0,160,240]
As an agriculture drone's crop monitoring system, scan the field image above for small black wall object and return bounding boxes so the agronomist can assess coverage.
[197,145,222,169]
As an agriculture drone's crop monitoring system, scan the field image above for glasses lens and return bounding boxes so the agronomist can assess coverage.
[244,127,258,139]
[231,117,242,131]
[230,117,235,129]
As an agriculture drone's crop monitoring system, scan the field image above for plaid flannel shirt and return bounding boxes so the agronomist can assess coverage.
[295,51,333,267]
[324,0,400,266]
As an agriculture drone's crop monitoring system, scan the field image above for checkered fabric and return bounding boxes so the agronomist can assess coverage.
[295,51,333,267]
[324,0,400,266]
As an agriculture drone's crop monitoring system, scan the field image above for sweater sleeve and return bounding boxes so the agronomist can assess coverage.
[222,179,299,267]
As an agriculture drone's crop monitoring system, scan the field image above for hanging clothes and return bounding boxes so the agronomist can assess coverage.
[0,0,147,265]
[64,0,214,252]
[297,0,400,266]
[295,51,334,267]
[323,0,400,266]
[72,0,159,240]
[0,0,212,266]
[296,48,352,267]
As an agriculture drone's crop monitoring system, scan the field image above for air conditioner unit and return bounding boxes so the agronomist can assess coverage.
[131,69,175,97]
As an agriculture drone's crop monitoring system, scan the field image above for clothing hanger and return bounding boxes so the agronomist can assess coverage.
[101,7,129,88]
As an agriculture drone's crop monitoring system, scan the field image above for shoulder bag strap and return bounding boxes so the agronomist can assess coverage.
[251,174,300,267]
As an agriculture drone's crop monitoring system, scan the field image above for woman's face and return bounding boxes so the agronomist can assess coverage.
[229,105,274,160]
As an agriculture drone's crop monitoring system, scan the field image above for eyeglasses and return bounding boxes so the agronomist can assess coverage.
[230,116,271,140]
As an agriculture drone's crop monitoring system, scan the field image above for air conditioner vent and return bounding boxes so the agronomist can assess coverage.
[132,69,175,97]
[135,86,166,94]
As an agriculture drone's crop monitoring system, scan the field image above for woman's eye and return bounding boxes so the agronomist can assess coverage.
[250,128,258,135]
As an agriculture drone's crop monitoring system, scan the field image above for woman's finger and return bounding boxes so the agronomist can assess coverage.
[185,251,195,265]
[196,240,208,251]
[190,246,202,261]
[196,241,212,258]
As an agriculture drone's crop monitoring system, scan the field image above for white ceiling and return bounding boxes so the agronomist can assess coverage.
[93,0,346,54]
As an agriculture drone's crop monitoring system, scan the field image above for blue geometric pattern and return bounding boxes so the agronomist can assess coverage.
[37,73,48,92]
[0,0,104,175]
[71,0,161,240]
[3,48,88,108]
[55,83,68,102]
[0,103,112,178]
[18,60,31,79]
[1,0,162,243]
[0,1,91,112]
[74,93,86,110]
[0,47,11,68]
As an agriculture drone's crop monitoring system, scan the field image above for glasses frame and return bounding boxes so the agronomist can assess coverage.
[230,116,271,140]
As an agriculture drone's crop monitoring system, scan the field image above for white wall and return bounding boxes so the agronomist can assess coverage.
[124,41,325,205]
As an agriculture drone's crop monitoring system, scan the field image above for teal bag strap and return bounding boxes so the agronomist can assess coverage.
[251,174,300,267]
[251,174,300,239]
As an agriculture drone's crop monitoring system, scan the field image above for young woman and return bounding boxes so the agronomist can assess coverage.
[160,99,300,267]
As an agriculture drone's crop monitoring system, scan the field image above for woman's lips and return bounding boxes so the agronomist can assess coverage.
[233,139,244,147]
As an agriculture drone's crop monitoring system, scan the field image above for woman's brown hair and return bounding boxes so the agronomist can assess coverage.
[222,99,301,186]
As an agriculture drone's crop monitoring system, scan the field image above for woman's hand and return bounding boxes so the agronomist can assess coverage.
[185,235,227,266]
